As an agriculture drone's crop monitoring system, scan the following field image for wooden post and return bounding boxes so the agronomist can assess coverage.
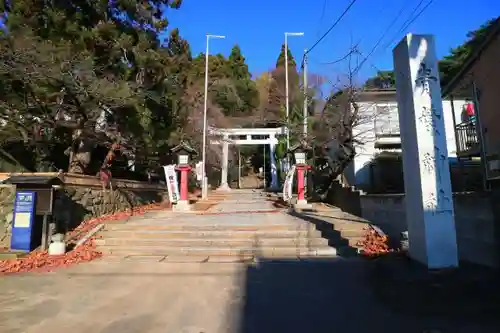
[41,214,49,250]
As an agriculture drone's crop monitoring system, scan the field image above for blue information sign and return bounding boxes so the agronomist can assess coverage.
[10,191,36,252]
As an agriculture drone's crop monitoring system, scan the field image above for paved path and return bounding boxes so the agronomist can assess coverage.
[0,190,498,333]
[206,189,277,213]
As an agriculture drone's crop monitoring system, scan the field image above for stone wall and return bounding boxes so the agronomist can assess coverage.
[360,192,496,267]
[0,173,168,248]
[0,185,15,248]
[324,180,362,217]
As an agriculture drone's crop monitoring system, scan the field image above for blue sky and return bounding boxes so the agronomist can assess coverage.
[165,0,499,83]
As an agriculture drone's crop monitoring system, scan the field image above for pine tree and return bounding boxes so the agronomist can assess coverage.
[276,43,297,68]
[227,45,258,114]
[228,45,251,80]
[0,0,185,173]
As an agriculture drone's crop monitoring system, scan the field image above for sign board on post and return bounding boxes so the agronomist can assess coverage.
[282,165,296,202]
[163,165,180,204]
[195,161,203,182]
[10,191,37,252]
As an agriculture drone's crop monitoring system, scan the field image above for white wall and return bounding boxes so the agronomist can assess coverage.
[349,98,467,188]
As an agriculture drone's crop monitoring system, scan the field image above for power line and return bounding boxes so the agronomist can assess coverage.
[398,0,435,37]
[350,1,411,75]
[308,2,394,70]
[370,1,413,54]
[355,49,383,73]
[380,0,427,53]
[315,0,328,38]
[318,49,358,65]
[354,0,435,76]
[309,45,360,67]
[305,0,358,56]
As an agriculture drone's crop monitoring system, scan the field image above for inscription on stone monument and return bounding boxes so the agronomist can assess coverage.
[415,62,437,94]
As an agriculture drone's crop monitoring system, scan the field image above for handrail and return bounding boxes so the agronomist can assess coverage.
[455,119,479,154]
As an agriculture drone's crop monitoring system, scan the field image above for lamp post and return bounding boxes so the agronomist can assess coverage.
[202,34,225,200]
[303,48,308,138]
[284,32,304,171]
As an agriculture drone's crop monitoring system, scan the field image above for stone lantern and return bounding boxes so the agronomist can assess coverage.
[170,141,197,211]
[287,140,312,209]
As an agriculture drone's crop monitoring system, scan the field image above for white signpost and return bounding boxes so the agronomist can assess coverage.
[393,34,458,268]
[195,161,203,182]
[163,165,180,204]
[283,165,296,202]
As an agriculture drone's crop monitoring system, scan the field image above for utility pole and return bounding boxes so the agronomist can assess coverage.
[303,49,308,137]
[285,37,289,149]
[284,32,304,172]
[202,34,225,200]
[238,147,241,189]
[263,145,266,189]
[302,49,309,199]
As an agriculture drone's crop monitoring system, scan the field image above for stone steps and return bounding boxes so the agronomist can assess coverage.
[99,246,337,259]
[287,205,368,251]
[96,237,331,248]
[104,224,312,232]
[98,233,363,248]
[97,219,341,260]
[95,197,367,261]
[99,229,322,239]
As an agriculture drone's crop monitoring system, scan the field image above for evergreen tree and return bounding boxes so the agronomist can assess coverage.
[0,0,185,173]
[439,17,498,87]
[266,43,301,121]
[276,43,297,68]
[228,45,251,80]
[227,45,258,114]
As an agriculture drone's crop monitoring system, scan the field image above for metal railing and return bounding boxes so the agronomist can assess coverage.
[456,120,479,154]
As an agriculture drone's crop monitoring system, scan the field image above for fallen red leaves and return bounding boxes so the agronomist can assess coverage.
[358,227,395,257]
[0,202,167,275]
[0,238,102,275]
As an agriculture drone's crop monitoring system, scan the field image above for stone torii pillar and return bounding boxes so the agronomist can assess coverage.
[218,134,231,191]
[393,34,458,268]
[269,134,279,190]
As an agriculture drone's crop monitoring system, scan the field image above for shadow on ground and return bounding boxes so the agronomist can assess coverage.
[231,256,500,333]
[288,210,361,257]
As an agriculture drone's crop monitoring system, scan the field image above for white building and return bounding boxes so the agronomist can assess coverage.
[345,89,468,191]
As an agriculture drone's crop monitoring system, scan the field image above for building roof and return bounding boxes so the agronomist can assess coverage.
[442,18,500,97]
[357,89,397,102]
[1,175,62,186]
[170,141,197,155]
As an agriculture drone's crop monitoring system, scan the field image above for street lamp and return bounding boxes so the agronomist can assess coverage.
[202,34,225,200]
[284,32,304,170]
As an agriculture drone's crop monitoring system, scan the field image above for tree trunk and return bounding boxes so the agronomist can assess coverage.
[68,149,92,173]
[67,131,94,174]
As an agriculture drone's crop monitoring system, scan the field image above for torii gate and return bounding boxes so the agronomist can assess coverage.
[209,126,287,190]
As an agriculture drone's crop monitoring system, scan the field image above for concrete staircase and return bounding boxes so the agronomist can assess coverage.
[95,190,366,262]
[95,217,339,262]
[238,173,263,189]
[289,203,368,257]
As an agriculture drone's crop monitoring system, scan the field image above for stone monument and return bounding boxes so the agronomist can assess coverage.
[393,34,459,268]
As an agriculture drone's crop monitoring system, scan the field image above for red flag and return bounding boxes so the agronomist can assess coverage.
[466,103,475,117]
